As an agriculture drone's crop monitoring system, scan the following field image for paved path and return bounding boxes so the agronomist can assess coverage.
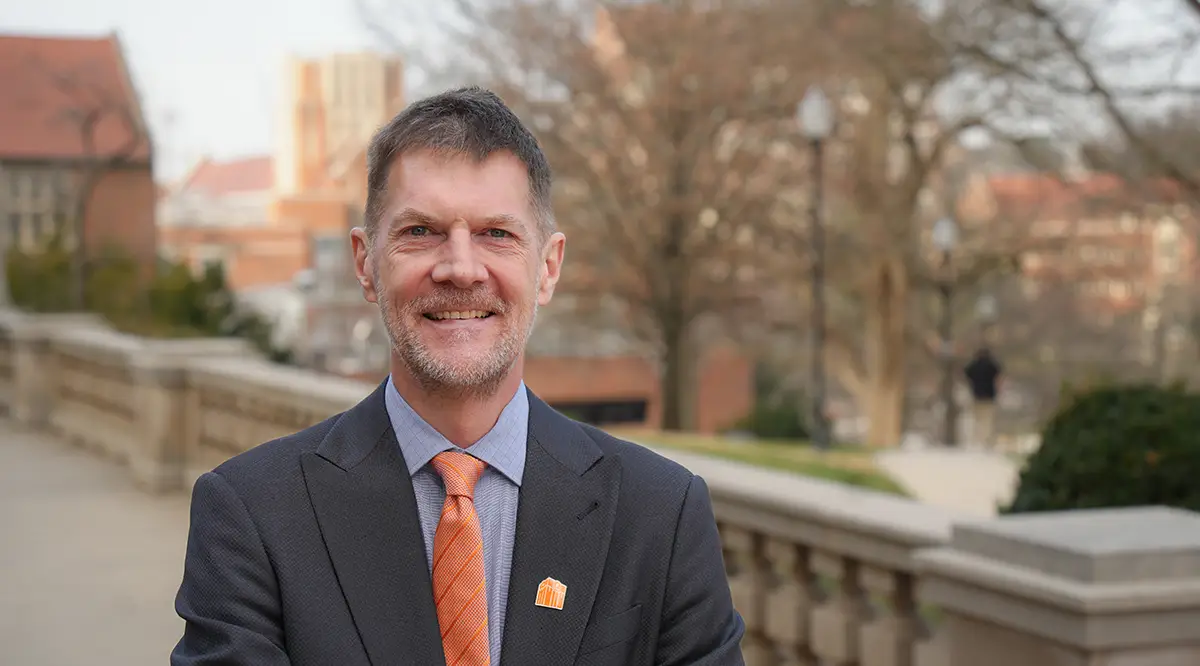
[874,446,1021,517]
[0,420,189,666]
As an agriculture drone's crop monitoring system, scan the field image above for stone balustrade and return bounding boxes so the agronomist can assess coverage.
[2,308,1197,666]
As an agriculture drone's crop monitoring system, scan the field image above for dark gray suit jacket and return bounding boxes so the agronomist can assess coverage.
[171,383,745,665]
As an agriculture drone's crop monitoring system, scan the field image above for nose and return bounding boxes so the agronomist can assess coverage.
[430,225,488,288]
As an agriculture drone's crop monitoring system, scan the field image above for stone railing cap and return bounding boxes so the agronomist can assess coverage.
[650,445,955,548]
[52,323,145,354]
[951,506,1200,584]
[0,309,106,339]
[190,356,370,411]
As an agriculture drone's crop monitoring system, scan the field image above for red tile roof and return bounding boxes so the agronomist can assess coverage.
[0,32,151,161]
[179,156,274,196]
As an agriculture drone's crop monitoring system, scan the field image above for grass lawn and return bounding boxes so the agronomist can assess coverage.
[605,428,910,497]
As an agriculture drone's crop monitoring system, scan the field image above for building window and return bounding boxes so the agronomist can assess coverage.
[312,235,344,274]
[550,400,648,426]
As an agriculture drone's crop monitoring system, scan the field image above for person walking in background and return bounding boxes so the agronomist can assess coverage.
[964,346,1002,450]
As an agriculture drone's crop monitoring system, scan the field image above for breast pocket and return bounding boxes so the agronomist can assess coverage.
[576,604,643,664]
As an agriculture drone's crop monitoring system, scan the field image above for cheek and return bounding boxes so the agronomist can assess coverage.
[377,255,424,296]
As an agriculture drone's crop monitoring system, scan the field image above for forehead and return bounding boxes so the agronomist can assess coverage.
[385,149,534,226]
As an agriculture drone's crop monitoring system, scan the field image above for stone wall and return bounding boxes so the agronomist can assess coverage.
[2,308,1197,666]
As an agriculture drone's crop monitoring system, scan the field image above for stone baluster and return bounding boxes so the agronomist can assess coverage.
[859,566,927,666]
[0,326,14,413]
[130,354,189,492]
[810,551,872,666]
[763,539,821,666]
[719,524,773,665]
[10,321,54,428]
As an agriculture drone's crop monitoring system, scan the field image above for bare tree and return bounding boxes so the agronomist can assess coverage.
[757,0,1089,445]
[26,56,150,309]
[966,0,1200,195]
[367,0,833,430]
[362,0,1099,442]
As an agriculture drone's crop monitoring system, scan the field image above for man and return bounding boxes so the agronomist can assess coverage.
[964,346,1002,450]
[171,86,745,666]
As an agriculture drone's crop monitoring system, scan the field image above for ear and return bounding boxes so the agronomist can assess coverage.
[536,231,566,306]
[350,227,378,304]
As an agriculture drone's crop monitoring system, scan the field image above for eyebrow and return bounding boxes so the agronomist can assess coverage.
[390,208,437,229]
[390,208,526,231]
[483,213,523,228]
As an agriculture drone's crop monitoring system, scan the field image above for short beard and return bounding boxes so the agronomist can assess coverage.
[376,275,539,401]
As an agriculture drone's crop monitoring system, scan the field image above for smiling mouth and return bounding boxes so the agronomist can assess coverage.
[423,310,494,321]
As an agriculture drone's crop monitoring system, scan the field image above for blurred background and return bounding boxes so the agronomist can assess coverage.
[3,0,1200,663]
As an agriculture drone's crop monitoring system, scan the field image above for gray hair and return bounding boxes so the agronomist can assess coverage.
[364,86,554,243]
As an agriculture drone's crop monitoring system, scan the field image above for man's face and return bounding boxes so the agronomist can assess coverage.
[351,149,564,398]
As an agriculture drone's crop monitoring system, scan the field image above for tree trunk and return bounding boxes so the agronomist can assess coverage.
[865,370,905,447]
[659,317,693,432]
[861,258,909,447]
[69,216,86,310]
[70,170,100,312]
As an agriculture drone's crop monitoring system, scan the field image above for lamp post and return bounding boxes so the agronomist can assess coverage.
[0,165,9,309]
[292,268,316,368]
[932,217,959,447]
[798,85,834,450]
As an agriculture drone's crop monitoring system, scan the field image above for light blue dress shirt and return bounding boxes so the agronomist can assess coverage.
[384,377,527,665]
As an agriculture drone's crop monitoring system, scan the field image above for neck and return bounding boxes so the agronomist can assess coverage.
[389,355,525,447]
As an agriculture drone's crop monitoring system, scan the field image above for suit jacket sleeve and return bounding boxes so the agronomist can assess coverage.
[655,474,746,666]
[172,471,291,665]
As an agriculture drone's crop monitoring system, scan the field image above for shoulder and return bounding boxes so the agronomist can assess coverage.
[206,412,342,496]
[576,421,698,506]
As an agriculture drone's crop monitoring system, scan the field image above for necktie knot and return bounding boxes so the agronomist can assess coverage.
[431,451,487,499]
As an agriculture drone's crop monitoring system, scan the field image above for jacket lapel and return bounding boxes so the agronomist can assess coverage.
[499,390,622,665]
[300,382,445,666]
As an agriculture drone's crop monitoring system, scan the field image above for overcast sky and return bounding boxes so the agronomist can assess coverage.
[7,0,1197,183]
[7,0,381,181]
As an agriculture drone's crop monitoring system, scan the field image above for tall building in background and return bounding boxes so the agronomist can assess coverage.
[275,52,405,196]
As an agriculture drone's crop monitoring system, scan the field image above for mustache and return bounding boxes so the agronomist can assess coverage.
[402,287,509,315]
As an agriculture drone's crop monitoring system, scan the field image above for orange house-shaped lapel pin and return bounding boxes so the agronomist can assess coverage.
[535,577,567,610]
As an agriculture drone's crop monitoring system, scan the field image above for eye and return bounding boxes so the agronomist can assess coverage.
[485,228,511,239]
[405,226,430,237]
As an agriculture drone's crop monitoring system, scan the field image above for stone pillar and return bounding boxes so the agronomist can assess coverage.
[8,313,102,429]
[916,506,1200,666]
[129,355,189,492]
[130,338,258,493]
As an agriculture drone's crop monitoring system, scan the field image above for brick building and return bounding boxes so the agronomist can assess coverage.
[0,33,156,270]
[962,171,1198,375]
[979,173,1196,309]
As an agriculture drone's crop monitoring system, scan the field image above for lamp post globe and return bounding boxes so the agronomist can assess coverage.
[797,86,834,140]
[932,217,959,252]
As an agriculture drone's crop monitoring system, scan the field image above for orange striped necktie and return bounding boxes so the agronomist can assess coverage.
[430,451,490,666]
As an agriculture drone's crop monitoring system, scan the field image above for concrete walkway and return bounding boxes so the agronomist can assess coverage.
[0,420,189,666]
[874,446,1021,517]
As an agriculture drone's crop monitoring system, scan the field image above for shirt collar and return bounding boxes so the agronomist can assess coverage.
[384,376,528,486]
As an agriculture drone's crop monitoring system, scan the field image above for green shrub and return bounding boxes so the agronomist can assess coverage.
[7,239,72,312]
[85,244,144,319]
[733,401,810,440]
[1004,382,1200,514]
[731,362,810,441]
[7,243,292,364]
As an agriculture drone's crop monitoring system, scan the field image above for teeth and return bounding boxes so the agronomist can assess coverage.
[428,310,491,320]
